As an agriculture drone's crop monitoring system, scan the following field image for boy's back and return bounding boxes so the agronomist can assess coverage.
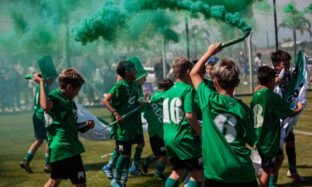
[143,90,165,138]
[162,81,201,160]
[196,82,256,182]
[251,87,291,158]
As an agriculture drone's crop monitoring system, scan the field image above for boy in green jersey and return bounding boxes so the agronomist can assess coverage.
[20,78,55,173]
[102,57,146,179]
[33,68,91,187]
[251,66,303,187]
[163,57,202,187]
[190,43,258,187]
[20,56,58,174]
[128,56,146,176]
[102,61,142,187]
[142,79,173,180]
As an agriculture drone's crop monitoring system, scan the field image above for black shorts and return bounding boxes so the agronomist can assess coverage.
[149,135,167,156]
[131,134,145,145]
[116,140,132,155]
[169,157,203,171]
[285,129,295,142]
[50,155,86,185]
[259,149,283,171]
[32,113,47,140]
[204,178,258,187]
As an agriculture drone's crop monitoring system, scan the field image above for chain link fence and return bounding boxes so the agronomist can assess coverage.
[235,0,312,94]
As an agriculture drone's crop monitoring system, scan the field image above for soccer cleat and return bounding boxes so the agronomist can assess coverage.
[129,165,142,176]
[43,164,51,173]
[111,179,122,187]
[19,161,34,173]
[286,170,305,182]
[102,164,114,179]
[154,173,166,181]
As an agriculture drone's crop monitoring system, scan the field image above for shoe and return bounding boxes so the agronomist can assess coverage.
[142,161,148,174]
[102,164,113,179]
[153,173,166,181]
[19,161,34,173]
[111,179,122,187]
[129,165,142,176]
[287,170,305,182]
[43,164,51,173]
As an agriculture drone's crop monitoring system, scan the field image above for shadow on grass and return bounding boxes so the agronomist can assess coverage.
[296,164,312,169]
[279,176,312,187]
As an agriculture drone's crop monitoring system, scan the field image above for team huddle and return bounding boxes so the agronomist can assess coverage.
[20,43,304,187]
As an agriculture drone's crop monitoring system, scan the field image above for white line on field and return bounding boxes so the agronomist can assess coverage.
[294,130,312,136]
[100,153,113,158]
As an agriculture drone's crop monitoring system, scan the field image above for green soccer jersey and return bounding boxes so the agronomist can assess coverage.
[33,84,50,120]
[197,82,256,183]
[143,90,165,138]
[194,79,215,120]
[45,88,84,163]
[109,79,141,141]
[162,81,201,160]
[250,88,291,158]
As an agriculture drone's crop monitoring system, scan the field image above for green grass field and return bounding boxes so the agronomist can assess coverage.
[0,93,312,187]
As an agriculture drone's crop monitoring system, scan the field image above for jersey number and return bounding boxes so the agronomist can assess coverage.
[214,113,237,143]
[163,98,182,124]
[253,104,263,128]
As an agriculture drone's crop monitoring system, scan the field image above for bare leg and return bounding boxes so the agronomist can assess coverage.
[43,178,62,187]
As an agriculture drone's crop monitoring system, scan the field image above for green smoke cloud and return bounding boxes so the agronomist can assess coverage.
[74,0,254,44]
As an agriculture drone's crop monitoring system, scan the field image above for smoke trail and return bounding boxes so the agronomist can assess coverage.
[75,0,254,44]
[74,2,127,44]
[122,10,179,44]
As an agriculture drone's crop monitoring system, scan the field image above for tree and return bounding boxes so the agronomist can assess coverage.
[279,3,312,57]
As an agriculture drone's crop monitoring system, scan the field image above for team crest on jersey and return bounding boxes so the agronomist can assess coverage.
[118,145,124,151]
[128,96,136,105]
[78,171,85,179]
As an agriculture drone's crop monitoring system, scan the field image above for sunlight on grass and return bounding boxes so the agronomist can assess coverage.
[0,92,311,186]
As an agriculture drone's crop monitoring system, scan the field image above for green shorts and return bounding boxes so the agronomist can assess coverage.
[33,113,47,140]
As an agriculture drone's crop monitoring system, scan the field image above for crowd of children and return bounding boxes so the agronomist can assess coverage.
[21,43,306,187]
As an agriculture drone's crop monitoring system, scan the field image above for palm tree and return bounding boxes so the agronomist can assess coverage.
[279,3,312,57]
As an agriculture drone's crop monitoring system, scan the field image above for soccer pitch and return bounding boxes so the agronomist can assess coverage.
[0,94,311,187]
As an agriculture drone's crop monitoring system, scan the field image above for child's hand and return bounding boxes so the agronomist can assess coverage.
[113,112,124,124]
[86,120,95,129]
[207,42,222,56]
[296,102,303,111]
[275,77,282,85]
[32,73,44,83]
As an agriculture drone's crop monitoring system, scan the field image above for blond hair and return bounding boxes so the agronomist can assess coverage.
[172,57,193,79]
[213,58,240,89]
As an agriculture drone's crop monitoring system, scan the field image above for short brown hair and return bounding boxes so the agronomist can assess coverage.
[213,58,240,89]
[172,57,193,79]
[271,50,291,66]
[59,68,85,89]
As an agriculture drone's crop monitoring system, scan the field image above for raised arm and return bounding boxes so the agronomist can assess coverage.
[190,42,222,90]
[32,73,53,111]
